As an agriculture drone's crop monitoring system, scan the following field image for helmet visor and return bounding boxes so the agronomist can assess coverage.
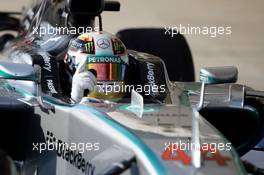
[87,56,126,81]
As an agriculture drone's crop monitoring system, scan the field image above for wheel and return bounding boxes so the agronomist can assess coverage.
[116,28,195,81]
[0,150,18,175]
[0,34,15,52]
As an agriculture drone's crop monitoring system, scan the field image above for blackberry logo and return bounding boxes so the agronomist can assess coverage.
[46,131,96,175]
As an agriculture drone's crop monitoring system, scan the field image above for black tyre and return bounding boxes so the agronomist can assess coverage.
[116,28,195,81]
[0,150,18,175]
[0,34,15,52]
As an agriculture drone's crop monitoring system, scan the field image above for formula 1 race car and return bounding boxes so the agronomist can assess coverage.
[0,0,264,175]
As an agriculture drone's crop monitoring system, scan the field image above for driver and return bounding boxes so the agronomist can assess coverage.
[63,31,129,103]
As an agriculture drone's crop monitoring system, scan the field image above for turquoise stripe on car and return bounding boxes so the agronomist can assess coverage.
[74,104,168,175]
[12,85,167,174]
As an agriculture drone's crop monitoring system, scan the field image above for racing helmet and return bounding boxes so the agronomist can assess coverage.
[65,31,128,101]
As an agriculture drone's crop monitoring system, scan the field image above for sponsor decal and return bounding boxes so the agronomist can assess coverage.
[46,79,58,94]
[71,40,83,50]
[33,54,60,95]
[87,56,122,64]
[84,41,95,54]
[146,62,160,96]
[70,38,96,55]
[46,131,96,175]
[146,62,155,85]
[112,39,125,55]
[96,38,110,49]
[42,55,52,72]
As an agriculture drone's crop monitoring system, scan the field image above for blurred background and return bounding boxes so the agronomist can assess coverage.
[1,0,264,90]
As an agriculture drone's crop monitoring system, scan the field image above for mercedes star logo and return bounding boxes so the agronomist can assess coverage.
[97,38,110,49]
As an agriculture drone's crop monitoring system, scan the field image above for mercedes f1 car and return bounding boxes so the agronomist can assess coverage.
[0,0,264,175]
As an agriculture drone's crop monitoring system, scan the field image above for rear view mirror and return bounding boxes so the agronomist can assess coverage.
[197,66,238,110]
[200,66,238,84]
[0,62,54,110]
[0,62,40,82]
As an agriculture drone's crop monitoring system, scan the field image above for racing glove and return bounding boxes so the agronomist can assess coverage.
[71,58,97,103]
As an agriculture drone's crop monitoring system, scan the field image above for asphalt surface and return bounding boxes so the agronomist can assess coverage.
[1,0,264,170]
